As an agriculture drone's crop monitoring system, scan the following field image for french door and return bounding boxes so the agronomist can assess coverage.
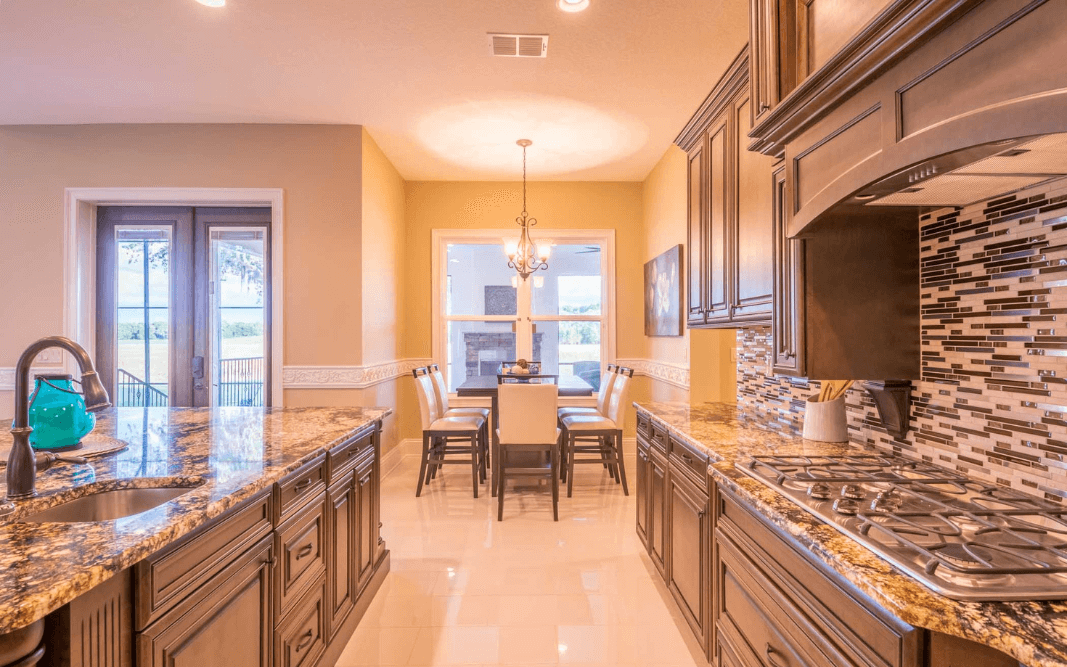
[95,206,271,408]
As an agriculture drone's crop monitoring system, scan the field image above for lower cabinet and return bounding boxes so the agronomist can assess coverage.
[46,422,388,667]
[138,535,274,667]
[667,471,710,654]
[649,448,668,578]
[635,442,650,548]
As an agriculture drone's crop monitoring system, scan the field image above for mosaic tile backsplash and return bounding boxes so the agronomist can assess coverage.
[737,176,1067,502]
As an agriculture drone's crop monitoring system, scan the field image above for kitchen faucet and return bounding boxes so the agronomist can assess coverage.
[6,337,111,501]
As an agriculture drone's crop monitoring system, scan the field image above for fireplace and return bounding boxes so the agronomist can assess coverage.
[463,332,543,381]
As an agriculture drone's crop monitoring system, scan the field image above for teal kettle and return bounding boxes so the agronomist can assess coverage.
[25,374,97,451]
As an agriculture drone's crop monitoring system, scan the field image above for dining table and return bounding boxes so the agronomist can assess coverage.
[456,374,594,496]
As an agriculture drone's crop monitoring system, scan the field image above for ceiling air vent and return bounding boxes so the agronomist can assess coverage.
[488,33,548,58]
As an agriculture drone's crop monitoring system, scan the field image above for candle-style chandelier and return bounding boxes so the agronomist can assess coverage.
[504,139,551,281]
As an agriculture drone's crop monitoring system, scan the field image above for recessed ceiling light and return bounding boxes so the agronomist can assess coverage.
[196,0,225,7]
[558,0,589,12]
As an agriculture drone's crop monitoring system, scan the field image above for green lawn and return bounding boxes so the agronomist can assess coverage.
[117,335,264,384]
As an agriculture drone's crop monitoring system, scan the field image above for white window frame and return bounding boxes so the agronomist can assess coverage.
[431,228,616,398]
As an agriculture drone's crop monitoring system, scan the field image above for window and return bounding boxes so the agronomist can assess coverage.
[433,230,615,393]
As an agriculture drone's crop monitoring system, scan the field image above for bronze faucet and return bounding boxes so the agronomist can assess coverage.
[7,337,111,501]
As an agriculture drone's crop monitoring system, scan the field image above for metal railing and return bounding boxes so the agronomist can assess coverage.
[117,369,168,407]
[218,357,264,407]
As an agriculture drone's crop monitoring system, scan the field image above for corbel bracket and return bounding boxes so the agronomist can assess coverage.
[862,380,912,439]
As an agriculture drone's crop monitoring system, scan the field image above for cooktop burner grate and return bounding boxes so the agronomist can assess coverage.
[739,454,1067,601]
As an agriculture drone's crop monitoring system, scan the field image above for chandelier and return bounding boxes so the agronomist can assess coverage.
[505,139,551,281]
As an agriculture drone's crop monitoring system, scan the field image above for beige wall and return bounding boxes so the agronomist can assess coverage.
[0,124,385,420]
[401,180,645,438]
[639,145,736,406]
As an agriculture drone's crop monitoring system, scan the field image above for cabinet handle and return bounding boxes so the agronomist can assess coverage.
[294,478,313,493]
[760,102,771,112]
[359,473,372,486]
[295,630,314,651]
[765,644,787,667]
[697,509,707,519]
[296,544,314,560]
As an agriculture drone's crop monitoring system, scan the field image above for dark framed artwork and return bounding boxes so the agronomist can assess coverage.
[644,244,683,336]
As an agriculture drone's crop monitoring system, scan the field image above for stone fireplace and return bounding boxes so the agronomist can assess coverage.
[463,332,544,381]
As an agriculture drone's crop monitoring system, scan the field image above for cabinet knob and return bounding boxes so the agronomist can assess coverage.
[759,102,771,112]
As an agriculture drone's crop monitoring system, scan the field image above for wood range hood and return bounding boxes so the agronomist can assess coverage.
[742,0,1067,382]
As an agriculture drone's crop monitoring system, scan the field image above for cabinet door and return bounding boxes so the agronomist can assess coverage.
[649,451,668,578]
[750,0,783,127]
[705,112,732,323]
[138,537,273,667]
[687,142,706,325]
[355,459,377,591]
[668,474,710,651]
[327,471,357,639]
[636,443,651,549]
[771,162,806,376]
[732,92,776,321]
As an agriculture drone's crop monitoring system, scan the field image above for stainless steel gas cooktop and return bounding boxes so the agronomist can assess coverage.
[738,454,1067,601]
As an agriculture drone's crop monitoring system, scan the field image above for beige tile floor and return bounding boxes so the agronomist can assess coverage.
[334,454,711,666]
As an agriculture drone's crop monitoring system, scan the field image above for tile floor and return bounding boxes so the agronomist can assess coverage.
[334,453,711,666]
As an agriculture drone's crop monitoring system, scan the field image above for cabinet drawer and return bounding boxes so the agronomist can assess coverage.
[276,575,327,667]
[277,454,327,521]
[718,489,916,667]
[276,494,327,620]
[649,421,668,453]
[718,534,845,667]
[637,412,652,440]
[134,490,272,631]
[668,435,709,491]
[328,427,375,482]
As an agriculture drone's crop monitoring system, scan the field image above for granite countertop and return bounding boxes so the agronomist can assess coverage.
[0,406,390,635]
[635,400,1067,667]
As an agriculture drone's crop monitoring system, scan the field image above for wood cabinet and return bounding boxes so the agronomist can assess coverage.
[138,536,274,667]
[667,470,710,653]
[327,468,358,639]
[45,422,388,667]
[649,448,668,578]
[769,162,805,376]
[635,442,650,548]
[682,46,778,329]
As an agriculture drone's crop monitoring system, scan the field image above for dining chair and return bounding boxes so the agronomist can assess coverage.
[427,363,490,466]
[557,364,617,420]
[496,381,561,521]
[559,370,632,497]
[412,370,487,498]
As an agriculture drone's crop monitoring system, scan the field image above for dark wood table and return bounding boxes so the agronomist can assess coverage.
[456,374,594,496]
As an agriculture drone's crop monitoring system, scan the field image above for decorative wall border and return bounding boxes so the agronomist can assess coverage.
[282,359,433,389]
[616,358,690,390]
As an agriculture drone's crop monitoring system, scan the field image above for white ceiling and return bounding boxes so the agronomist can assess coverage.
[0,0,748,181]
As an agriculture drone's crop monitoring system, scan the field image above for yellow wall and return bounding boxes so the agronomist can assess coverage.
[639,145,737,406]
[401,180,645,438]
[359,129,408,454]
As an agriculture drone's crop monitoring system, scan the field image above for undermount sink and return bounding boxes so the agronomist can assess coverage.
[19,485,198,523]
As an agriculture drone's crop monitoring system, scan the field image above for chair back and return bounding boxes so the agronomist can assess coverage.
[616,366,635,378]
[429,364,450,413]
[498,383,559,445]
[596,368,617,414]
[414,374,441,429]
[605,373,632,426]
[411,366,429,378]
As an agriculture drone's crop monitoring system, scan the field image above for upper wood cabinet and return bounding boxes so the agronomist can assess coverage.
[681,47,778,329]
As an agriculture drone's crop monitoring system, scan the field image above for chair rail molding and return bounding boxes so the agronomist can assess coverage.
[616,359,690,390]
[283,359,433,389]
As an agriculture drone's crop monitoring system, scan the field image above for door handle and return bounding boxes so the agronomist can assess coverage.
[192,356,205,390]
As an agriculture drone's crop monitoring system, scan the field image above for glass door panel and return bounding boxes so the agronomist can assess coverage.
[530,245,603,316]
[114,227,172,407]
[209,228,267,407]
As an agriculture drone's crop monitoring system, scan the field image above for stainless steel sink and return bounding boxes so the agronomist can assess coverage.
[19,486,197,523]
